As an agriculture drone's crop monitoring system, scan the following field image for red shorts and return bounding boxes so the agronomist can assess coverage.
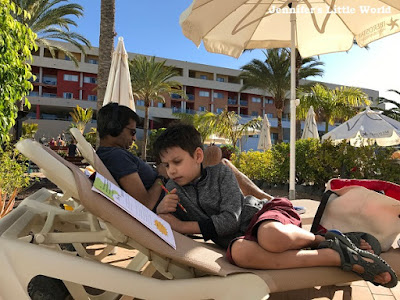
[226,197,302,265]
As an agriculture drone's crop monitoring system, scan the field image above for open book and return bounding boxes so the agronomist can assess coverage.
[92,173,176,249]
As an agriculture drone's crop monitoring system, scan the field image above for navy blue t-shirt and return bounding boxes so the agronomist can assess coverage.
[97,146,157,189]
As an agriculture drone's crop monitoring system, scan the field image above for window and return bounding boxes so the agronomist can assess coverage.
[199,106,206,112]
[88,95,97,101]
[251,111,258,116]
[199,91,210,97]
[216,77,225,82]
[265,98,274,104]
[213,92,224,99]
[216,108,223,114]
[88,59,98,64]
[267,113,274,118]
[42,76,57,85]
[157,102,164,108]
[63,74,78,82]
[171,93,181,99]
[252,97,261,103]
[42,93,57,98]
[29,91,39,96]
[136,100,144,106]
[84,76,97,84]
[64,56,71,61]
[63,92,73,99]
[282,113,290,121]
[199,75,208,80]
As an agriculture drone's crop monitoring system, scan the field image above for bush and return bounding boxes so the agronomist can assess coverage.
[232,150,274,181]
[231,140,400,188]
[0,143,31,218]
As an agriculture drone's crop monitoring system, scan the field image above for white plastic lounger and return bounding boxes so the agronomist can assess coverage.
[0,139,398,299]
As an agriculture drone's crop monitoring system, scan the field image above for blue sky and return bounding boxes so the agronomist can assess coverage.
[74,0,400,102]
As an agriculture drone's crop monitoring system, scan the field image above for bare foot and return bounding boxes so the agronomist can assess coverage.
[358,238,374,254]
[352,257,392,285]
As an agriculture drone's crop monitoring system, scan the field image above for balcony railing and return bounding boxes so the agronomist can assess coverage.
[185,109,196,114]
[171,93,181,99]
[42,78,57,85]
[240,100,248,106]
[228,99,237,105]
[172,107,182,113]
[42,93,57,98]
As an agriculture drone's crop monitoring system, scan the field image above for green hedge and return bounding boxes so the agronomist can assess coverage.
[231,139,400,188]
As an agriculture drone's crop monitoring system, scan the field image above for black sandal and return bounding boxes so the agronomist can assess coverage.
[319,231,397,288]
[344,232,382,255]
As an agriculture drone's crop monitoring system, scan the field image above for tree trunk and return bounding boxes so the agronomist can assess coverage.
[141,105,150,161]
[97,0,115,114]
[276,108,283,143]
[325,120,329,133]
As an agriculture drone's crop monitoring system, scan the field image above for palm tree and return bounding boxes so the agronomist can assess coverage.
[297,83,370,133]
[97,0,115,113]
[239,49,324,142]
[22,123,39,139]
[69,105,93,133]
[129,55,184,160]
[375,90,400,121]
[174,111,218,142]
[295,49,325,138]
[12,0,91,66]
[215,110,261,148]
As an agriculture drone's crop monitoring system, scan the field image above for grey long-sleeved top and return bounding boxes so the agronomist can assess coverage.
[166,163,269,249]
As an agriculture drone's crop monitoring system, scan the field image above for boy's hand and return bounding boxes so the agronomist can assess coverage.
[156,188,179,214]
[159,213,182,232]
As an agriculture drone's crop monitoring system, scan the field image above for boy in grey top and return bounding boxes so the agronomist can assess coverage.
[153,124,397,288]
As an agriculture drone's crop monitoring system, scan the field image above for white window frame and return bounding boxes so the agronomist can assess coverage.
[199,91,210,97]
[63,74,79,82]
[88,95,97,101]
[265,98,274,104]
[84,76,97,84]
[63,92,73,99]
[213,92,224,99]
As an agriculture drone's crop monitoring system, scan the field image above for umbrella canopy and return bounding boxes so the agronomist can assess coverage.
[180,0,400,199]
[103,37,136,111]
[180,1,400,59]
[258,114,272,151]
[322,107,400,147]
[204,134,230,145]
[301,106,319,140]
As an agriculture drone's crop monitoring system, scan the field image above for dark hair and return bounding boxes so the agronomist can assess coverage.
[97,103,140,138]
[153,124,203,159]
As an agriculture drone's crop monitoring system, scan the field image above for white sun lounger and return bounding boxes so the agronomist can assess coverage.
[0,139,398,299]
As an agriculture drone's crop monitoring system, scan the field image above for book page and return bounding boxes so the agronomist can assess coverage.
[92,173,176,249]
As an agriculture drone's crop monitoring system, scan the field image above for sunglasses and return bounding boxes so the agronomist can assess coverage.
[125,127,137,136]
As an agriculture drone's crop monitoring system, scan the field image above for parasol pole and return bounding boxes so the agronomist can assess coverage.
[289,1,297,200]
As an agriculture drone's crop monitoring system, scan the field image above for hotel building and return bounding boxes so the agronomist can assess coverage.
[26,40,379,149]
